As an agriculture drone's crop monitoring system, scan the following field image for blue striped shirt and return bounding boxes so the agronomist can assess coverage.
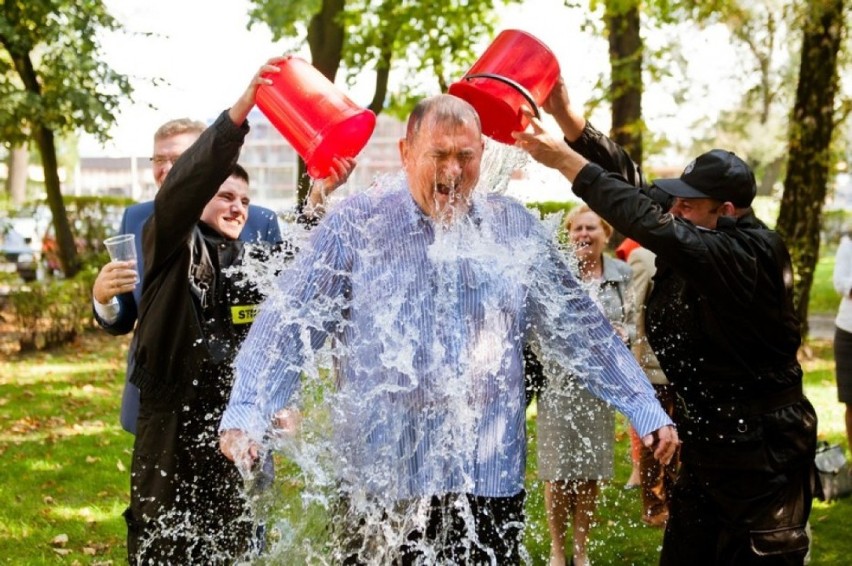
[221,183,673,500]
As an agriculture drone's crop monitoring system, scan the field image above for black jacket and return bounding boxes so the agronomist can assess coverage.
[130,111,253,403]
[568,123,816,472]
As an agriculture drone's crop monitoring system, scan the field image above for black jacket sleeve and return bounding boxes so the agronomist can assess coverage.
[568,122,672,209]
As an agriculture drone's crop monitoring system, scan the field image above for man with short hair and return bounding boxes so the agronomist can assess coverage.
[92,118,281,434]
[94,118,336,434]
[219,93,678,564]
[515,78,818,565]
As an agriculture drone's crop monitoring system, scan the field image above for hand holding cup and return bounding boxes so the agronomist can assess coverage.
[93,234,139,304]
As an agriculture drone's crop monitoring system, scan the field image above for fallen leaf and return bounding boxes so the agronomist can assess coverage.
[43,495,54,505]
[85,455,99,464]
[52,548,71,556]
[116,460,126,472]
[51,533,69,547]
[83,546,97,556]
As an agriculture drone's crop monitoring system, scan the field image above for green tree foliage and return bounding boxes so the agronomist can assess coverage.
[0,0,133,278]
[339,0,506,117]
[249,0,511,116]
[582,0,849,333]
[689,1,799,196]
[580,0,743,163]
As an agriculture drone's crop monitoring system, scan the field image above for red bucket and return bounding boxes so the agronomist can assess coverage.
[448,30,560,145]
[256,56,376,179]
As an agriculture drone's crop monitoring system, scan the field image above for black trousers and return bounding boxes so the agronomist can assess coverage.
[660,461,813,565]
[125,400,256,565]
[335,491,526,565]
[834,326,852,403]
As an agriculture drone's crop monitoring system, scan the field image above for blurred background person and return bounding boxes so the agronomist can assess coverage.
[834,228,852,452]
[620,238,679,527]
[537,204,633,566]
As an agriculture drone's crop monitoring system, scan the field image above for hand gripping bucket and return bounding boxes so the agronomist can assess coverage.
[256,56,376,178]
[448,30,560,144]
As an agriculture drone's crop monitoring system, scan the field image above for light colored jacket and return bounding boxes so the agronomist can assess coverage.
[834,234,852,333]
[627,247,669,385]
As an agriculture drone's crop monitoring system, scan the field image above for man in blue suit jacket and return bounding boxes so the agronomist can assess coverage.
[92,118,283,434]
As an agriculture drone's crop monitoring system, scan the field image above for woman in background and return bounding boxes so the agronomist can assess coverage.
[537,204,633,566]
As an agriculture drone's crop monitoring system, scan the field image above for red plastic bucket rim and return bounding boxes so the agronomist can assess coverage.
[447,29,559,143]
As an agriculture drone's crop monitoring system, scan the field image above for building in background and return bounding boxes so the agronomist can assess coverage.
[75,110,408,212]
[72,157,152,200]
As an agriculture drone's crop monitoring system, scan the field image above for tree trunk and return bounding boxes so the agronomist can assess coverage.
[606,0,643,250]
[35,125,80,278]
[6,145,29,205]
[606,0,643,166]
[776,0,846,338]
[5,43,79,277]
[33,124,79,278]
[298,0,347,206]
[368,41,392,116]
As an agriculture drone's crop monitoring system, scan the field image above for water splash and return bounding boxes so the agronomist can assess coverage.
[223,140,648,564]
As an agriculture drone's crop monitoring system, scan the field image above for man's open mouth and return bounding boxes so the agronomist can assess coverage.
[436,183,453,196]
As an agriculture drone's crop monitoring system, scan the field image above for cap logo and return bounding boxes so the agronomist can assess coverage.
[683,159,696,175]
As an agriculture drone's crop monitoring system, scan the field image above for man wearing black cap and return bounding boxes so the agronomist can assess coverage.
[513,79,818,565]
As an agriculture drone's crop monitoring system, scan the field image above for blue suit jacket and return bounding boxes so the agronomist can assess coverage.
[94,201,282,433]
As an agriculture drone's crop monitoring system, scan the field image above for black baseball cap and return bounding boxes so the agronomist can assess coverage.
[653,149,756,208]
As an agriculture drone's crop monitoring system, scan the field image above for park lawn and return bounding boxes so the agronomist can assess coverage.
[811,254,841,316]
[1,331,851,564]
[0,331,133,564]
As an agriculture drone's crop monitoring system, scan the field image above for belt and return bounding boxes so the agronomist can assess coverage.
[742,383,805,416]
[679,383,804,421]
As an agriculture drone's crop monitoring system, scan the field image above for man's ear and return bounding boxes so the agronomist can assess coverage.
[720,202,737,217]
[398,138,408,166]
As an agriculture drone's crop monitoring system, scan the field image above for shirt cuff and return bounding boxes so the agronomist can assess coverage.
[219,402,268,443]
[626,400,675,439]
[93,295,120,324]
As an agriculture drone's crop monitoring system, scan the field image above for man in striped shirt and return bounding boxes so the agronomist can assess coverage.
[220,94,677,564]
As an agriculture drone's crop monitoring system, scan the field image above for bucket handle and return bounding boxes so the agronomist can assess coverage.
[463,73,542,119]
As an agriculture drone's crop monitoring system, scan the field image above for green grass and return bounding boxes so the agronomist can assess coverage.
[1,332,851,564]
[0,333,133,564]
[811,254,841,315]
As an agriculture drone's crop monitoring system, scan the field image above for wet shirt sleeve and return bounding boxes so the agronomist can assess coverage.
[220,210,351,441]
[525,233,673,438]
